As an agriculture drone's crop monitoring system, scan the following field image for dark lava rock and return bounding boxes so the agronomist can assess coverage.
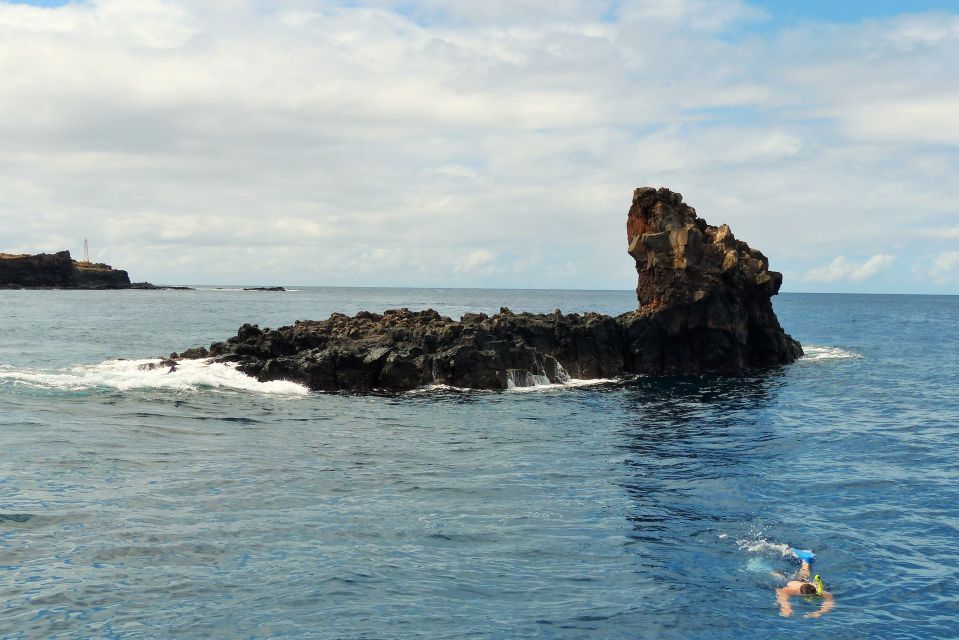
[130,282,195,290]
[243,286,286,292]
[172,308,624,392]
[138,359,178,371]
[174,188,802,391]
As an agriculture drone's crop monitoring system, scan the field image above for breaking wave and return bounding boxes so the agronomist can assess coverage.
[0,359,309,396]
[504,377,617,393]
[801,345,863,361]
[411,377,616,394]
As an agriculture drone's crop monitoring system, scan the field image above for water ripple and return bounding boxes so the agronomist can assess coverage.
[1,291,957,638]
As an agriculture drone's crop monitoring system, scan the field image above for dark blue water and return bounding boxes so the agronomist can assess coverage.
[1,289,957,638]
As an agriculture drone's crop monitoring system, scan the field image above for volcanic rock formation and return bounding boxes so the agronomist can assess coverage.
[174,308,625,392]
[173,188,802,391]
[621,187,802,372]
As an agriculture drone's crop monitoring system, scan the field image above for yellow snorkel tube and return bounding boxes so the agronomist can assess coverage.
[814,574,825,596]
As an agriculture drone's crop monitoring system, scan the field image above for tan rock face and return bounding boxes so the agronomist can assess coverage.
[626,187,782,310]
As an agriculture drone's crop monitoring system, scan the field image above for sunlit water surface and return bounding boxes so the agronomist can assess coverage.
[1,288,957,638]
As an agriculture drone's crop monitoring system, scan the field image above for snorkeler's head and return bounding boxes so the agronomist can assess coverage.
[799,583,818,595]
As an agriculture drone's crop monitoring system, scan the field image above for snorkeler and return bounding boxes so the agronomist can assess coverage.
[774,549,834,618]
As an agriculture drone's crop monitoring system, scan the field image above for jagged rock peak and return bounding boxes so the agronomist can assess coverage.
[620,187,801,372]
[626,187,782,311]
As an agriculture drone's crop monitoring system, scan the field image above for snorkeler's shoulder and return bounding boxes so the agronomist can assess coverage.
[782,580,808,595]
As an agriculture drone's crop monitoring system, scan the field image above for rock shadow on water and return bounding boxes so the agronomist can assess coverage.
[615,372,787,573]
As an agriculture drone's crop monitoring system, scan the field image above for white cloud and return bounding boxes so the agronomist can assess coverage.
[618,0,767,32]
[927,251,959,285]
[803,255,898,283]
[841,95,959,145]
[0,1,957,292]
[456,248,498,273]
[916,226,959,240]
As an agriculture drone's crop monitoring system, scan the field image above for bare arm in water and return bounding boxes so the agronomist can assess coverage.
[775,587,795,617]
[804,592,834,619]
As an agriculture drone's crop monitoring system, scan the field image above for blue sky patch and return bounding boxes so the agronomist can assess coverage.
[750,0,958,24]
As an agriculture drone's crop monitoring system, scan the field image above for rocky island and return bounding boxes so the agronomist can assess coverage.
[173,188,802,390]
[0,251,135,289]
[0,250,191,290]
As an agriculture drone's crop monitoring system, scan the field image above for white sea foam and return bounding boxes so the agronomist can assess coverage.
[0,359,309,396]
[409,377,616,394]
[736,537,792,557]
[801,345,864,361]
[505,377,617,392]
[503,360,616,392]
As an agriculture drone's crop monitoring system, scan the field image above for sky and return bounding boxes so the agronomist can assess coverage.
[0,0,957,292]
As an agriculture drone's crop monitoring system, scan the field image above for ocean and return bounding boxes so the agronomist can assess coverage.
[1,288,957,639]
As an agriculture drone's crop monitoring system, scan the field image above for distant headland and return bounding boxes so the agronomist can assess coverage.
[173,187,803,391]
[0,250,191,290]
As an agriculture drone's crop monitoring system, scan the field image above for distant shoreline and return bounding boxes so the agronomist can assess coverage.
[0,250,195,290]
